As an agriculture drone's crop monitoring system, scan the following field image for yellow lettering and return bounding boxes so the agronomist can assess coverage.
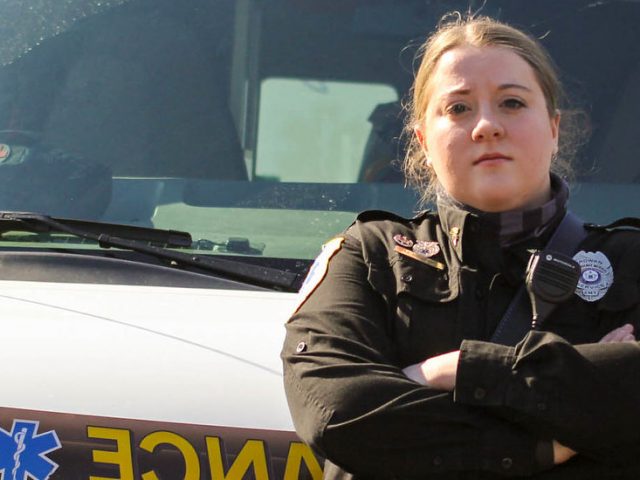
[206,437,269,480]
[139,431,201,480]
[283,442,323,480]
[87,426,135,480]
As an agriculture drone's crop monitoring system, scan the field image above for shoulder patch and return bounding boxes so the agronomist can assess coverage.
[355,209,434,224]
[586,217,640,232]
[290,236,345,317]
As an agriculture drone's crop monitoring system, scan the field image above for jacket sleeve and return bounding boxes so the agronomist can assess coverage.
[455,229,640,464]
[282,233,553,478]
[455,320,640,463]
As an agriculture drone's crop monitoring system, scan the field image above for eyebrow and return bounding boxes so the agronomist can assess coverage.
[441,83,533,97]
[498,83,533,92]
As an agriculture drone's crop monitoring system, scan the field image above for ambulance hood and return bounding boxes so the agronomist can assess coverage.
[0,280,298,430]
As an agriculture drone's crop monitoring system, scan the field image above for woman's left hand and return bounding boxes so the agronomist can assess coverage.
[402,350,460,390]
[599,323,635,343]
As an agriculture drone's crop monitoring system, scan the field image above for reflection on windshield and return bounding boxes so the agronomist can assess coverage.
[0,0,129,66]
[0,0,637,261]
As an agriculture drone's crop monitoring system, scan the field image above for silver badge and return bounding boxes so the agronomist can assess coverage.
[573,250,614,302]
[412,240,440,257]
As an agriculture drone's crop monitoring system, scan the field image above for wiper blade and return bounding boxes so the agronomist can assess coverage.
[0,211,300,291]
[0,211,192,247]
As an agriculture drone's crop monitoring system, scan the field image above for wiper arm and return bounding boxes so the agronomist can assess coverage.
[0,211,301,291]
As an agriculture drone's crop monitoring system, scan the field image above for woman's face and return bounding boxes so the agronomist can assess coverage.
[416,45,560,212]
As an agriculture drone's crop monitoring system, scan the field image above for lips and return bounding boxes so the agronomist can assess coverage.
[473,153,512,165]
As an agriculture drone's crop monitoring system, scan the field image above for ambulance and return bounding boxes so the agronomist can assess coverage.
[0,0,638,478]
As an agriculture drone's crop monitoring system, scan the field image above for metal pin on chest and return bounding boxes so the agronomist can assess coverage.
[412,240,440,257]
[393,234,414,248]
[449,227,461,247]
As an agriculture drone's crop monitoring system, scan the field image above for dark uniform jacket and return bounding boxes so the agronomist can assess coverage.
[282,206,640,479]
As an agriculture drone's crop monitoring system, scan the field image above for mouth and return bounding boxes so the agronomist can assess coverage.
[473,153,513,165]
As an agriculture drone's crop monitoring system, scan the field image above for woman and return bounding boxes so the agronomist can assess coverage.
[282,14,640,479]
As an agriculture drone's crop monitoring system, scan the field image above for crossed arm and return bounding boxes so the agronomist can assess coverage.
[403,323,639,465]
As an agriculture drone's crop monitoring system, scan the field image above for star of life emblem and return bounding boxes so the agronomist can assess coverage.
[0,420,61,480]
[573,250,614,302]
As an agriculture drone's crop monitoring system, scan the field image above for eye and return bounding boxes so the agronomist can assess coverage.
[501,98,526,109]
[445,103,470,115]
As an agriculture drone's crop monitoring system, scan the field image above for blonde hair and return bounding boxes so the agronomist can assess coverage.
[403,13,580,204]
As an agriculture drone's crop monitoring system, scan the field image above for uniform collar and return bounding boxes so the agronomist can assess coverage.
[436,174,569,263]
[436,202,505,267]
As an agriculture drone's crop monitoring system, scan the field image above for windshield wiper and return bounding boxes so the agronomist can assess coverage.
[0,211,300,291]
[0,211,193,246]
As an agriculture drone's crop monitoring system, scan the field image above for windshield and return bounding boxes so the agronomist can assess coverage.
[0,0,638,262]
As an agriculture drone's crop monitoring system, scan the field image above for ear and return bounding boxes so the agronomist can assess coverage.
[413,125,432,166]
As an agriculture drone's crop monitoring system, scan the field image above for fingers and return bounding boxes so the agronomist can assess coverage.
[552,440,577,465]
[599,324,636,343]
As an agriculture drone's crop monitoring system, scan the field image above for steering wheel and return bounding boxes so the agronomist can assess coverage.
[0,129,41,145]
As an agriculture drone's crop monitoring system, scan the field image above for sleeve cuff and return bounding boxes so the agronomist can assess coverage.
[454,339,516,407]
[478,426,555,476]
[535,440,555,470]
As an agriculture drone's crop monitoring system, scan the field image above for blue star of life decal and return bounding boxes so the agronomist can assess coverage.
[0,420,61,480]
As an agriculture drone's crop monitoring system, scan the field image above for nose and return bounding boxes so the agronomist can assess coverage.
[471,110,504,141]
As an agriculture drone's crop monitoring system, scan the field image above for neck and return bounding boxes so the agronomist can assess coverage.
[437,173,569,247]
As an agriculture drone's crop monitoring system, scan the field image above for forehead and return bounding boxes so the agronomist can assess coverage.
[430,45,540,93]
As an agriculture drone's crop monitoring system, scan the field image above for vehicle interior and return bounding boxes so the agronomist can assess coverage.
[0,0,638,264]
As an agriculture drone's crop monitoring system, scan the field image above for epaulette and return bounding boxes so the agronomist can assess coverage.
[585,217,640,232]
[355,209,433,223]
